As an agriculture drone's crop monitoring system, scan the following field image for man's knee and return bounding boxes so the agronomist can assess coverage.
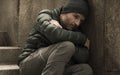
[79,64,93,75]
[58,41,75,53]
[66,64,93,75]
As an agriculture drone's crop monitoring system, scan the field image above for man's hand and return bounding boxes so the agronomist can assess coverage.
[50,19,62,28]
[84,38,90,49]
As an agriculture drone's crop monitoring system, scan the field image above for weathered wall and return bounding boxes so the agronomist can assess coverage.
[0,0,19,46]
[104,0,120,73]
[82,0,105,75]
[82,0,120,75]
[86,0,120,75]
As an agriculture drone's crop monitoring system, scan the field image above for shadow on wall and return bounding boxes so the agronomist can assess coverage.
[0,31,12,46]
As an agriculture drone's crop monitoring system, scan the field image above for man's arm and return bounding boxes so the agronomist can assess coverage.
[35,10,87,45]
[72,46,89,64]
[50,19,90,49]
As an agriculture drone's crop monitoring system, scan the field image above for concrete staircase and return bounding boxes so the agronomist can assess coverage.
[0,47,21,75]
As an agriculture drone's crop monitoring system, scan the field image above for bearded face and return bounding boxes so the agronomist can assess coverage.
[60,12,85,30]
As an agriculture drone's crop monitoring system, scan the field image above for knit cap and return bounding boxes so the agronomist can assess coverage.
[62,0,89,17]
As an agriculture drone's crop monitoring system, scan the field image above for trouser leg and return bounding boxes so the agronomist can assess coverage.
[19,43,59,75]
[41,41,75,75]
[72,47,89,63]
[64,64,93,75]
[19,48,47,75]
[19,41,75,75]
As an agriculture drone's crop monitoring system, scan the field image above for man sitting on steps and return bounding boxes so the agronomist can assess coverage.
[18,0,93,75]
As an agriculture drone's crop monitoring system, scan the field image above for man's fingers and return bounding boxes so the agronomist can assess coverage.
[50,20,62,28]
[85,39,90,49]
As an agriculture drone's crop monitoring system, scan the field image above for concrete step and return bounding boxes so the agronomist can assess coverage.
[0,47,21,64]
[0,64,19,75]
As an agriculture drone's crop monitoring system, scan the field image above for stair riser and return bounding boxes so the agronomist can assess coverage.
[0,69,19,75]
[0,47,21,64]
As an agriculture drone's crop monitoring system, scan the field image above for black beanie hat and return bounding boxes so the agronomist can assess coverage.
[62,0,89,17]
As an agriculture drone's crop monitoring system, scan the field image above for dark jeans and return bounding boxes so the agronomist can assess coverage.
[19,41,93,75]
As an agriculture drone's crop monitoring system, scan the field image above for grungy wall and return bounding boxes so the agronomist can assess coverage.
[104,0,120,73]
[0,0,19,45]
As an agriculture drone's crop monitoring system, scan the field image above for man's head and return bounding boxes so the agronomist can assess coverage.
[60,12,85,30]
[60,0,89,30]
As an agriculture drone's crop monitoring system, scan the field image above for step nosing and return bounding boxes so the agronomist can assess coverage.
[0,65,19,70]
[0,47,21,50]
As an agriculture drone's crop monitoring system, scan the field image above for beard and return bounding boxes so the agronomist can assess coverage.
[60,19,77,30]
[65,24,77,30]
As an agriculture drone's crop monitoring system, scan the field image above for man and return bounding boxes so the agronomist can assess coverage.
[18,0,93,75]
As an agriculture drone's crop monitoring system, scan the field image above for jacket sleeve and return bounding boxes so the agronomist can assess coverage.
[18,30,39,64]
[72,46,89,64]
[35,10,87,45]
